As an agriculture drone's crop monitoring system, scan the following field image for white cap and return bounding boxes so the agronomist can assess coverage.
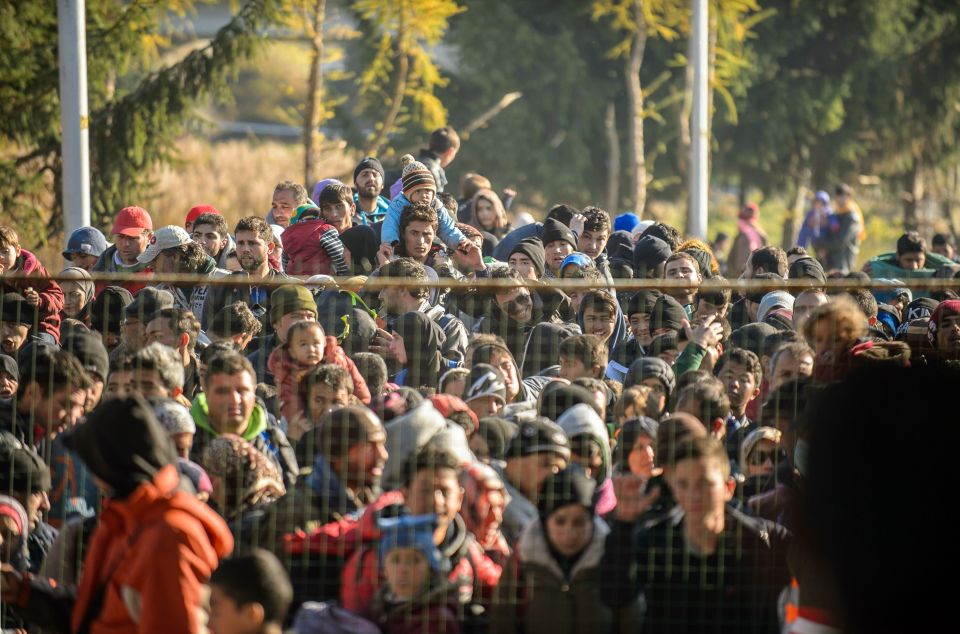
[137,226,192,264]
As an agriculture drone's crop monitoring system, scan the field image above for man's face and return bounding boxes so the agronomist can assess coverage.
[508,253,538,280]
[321,200,354,233]
[793,291,828,328]
[205,371,256,434]
[270,189,298,228]
[717,360,758,415]
[21,490,50,530]
[403,467,463,530]
[695,299,727,320]
[770,350,814,389]
[665,258,701,303]
[152,249,181,275]
[378,287,406,316]
[628,313,652,347]
[495,287,533,324]
[897,250,925,271]
[0,320,29,356]
[641,377,667,414]
[145,317,181,351]
[582,306,615,343]
[344,433,388,489]
[488,350,520,402]
[515,453,567,499]
[669,457,733,527]
[0,370,17,398]
[578,229,609,259]
[114,232,150,265]
[132,368,172,399]
[745,439,779,478]
[306,383,349,422]
[468,395,503,419]
[191,223,227,258]
[274,310,316,343]
[936,314,960,356]
[208,585,260,634]
[545,240,574,273]
[31,386,87,438]
[934,242,956,260]
[120,316,146,349]
[235,230,273,273]
[355,168,383,199]
[402,220,436,262]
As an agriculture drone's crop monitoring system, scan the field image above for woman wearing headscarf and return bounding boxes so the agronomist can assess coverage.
[492,466,636,634]
[201,433,287,522]
[58,266,95,326]
[391,311,444,390]
[0,396,233,634]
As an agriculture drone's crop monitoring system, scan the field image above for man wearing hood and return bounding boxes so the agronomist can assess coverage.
[471,335,552,405]
[0,396,234,634]
[576,290,630,381]
[556,403,616,516]
[190,352,298,487]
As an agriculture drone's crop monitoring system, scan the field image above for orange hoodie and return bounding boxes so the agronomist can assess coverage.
[70,465,233,633]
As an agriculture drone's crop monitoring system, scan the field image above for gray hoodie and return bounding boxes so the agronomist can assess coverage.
[556,403,612,482]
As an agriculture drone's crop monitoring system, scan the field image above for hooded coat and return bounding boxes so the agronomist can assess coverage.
[395,311,445,389]
[2,249,64,344]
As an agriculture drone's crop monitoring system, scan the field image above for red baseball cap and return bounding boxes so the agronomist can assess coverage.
[185,204,221,228]
[111,206,153,237]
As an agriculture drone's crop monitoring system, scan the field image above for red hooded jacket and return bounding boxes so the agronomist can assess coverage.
[281,218,338,276]
[2,249,64,343]
[268,335,371,422]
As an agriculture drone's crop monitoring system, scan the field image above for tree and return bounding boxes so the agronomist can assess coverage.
[0,0,281,239]
[351,0,464,157]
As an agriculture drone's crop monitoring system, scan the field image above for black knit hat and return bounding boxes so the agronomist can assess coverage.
[510,238,546,278]
[506,416,571,460]
[648,293,686,335]
[62,329,110,382]
[624,357,676,401]
[354,156,385,183]
[125,287,175,322]
[476,416,517,462]
[633,235,671,273]
[788,257,826,284]
[464,363,507,404]
[730,322,778,357]
[537,465,596,521]
[91,286,133,334]
[625,290,661,318]
[683,247,714,279]
[0,432,52,493]
[541,218,577,250]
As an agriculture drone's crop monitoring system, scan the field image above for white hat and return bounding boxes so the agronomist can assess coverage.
[137,225,192,264]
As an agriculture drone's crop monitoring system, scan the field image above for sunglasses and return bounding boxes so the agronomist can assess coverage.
[749,449,783,465]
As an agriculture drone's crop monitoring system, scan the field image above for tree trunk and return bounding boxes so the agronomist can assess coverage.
[626,0,648,217]
[303,0,327,188]
[365,1,409,157]
[605,101,620,213]
[903,159,923,232]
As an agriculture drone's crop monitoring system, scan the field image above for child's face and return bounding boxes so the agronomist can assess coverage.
[0,243,20,273]
[508,253,537,280]
[441,377,466,398]
[669,456,734,527]
[383,547,430,601]
[578,229,609,259]
[717,360,758,414]
[545,240,573,272]
[105,370,134,400]
[545,504,593,557]
[408,187,435,205]
[289,325,325,365]
[582,307,615,343]
[627,435,655,478]
[745,439,779,477]
[208,585,261,634]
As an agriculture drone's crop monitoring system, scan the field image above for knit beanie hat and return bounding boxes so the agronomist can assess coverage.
[354,156,385,183]
[400,154,436,197]
[62,329,109,382]
[927,299,960,348]
[904,297,940,322]
[788,257,826,284]
[0,353,18,382]
[633,235,671,273]
[747,272,785,304]
[464,364,507,405]
[270,285,317,324]
[378,514,448,573]
[475,416,517,461]
[90,286,133,334]
[624,357,676,401]
[730,322,778,358]
[0,293,37,327]
[507,416,571,460]
[614,212,641,233]
[541,218,577,250]
[0,435,51,493]
[757,291,795,324]
[625,290,662,318]
[537,465,596,521]
[0,495,27,538]
[510,238,546,278]
[648,293,686,335]
[152,399,196,435]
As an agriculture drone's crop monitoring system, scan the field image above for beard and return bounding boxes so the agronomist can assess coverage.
[239,253,265,272]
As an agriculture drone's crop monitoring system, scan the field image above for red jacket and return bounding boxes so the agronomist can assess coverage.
[2,249,63,343]
[71,465,232,633]
[268,335,371,422]
[281,218,337,276]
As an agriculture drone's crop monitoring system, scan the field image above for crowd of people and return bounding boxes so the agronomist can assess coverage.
[1,125,959,633]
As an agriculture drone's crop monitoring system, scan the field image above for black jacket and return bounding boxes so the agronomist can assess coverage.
[202,269,294,333]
